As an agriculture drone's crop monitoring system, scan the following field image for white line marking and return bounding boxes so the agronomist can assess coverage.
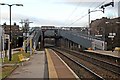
[51,49,80,80]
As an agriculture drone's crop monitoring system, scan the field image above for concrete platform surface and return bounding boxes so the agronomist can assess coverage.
[85,50,120,58]
[7,51,46,78]
[46,49,78,79]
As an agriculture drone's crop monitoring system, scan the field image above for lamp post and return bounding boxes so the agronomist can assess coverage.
[0,3,23,61]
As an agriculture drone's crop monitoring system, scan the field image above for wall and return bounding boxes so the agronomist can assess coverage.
[90,17,120,50]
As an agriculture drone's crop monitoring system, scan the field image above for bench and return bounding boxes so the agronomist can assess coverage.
[18,54,30,65]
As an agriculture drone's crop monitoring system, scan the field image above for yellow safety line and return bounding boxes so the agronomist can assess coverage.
[51,49,80,79]
[45,48,58,79]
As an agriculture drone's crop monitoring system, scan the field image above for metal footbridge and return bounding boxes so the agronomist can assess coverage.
[27,27,107,50]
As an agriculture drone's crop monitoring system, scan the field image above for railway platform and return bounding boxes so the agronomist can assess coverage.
[4,49,79,79]
[6,51,47,79]
[85,50,120,58]
[45,48,79,79]
[4,48,120,79]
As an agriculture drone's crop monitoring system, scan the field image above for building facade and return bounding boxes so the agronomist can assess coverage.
[90,17,120,50]
[2,23,23,48]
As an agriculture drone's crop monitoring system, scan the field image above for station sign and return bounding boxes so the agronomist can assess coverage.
[108,35,114,38]
[95,35,102,37]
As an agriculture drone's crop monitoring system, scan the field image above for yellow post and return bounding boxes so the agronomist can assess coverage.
[20,48,23,51]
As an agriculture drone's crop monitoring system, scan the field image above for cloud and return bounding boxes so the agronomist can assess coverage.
[0,0,119,27]
[0,12,69,27]
[55,0,120,3]
[1,13,41,25]
[54,0,120,8]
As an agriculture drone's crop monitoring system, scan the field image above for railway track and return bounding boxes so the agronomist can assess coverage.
[56,48,120,75]
[60,48,120,65]
[51,48,120,79]
[61,48,120,75]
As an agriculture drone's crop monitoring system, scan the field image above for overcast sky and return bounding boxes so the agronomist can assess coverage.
[0,0,119,27]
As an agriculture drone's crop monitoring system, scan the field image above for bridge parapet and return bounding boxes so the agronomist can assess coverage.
[31,27,107,50]
[60,30,92,48]
[59,30,106,50]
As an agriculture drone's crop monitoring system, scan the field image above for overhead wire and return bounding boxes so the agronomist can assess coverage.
[63,2,81,26]
[89,0,109,21]
[90,0,117,29]
[71,1,100,20]
[65,0,108,27]
[64,1,97,27]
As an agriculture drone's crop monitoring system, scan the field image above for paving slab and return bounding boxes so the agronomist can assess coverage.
[7,51,47,79]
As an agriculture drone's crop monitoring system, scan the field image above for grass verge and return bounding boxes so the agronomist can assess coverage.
[2,51,30,79]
